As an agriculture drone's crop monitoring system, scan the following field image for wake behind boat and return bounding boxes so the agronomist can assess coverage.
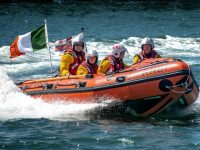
[17,58,199,116]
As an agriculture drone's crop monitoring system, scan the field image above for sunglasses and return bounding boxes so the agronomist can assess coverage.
[75,44,84,47]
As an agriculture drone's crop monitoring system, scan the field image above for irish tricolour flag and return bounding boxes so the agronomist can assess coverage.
[10,25,46,59]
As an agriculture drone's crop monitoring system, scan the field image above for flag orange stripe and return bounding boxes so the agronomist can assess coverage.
[10,36,25,59]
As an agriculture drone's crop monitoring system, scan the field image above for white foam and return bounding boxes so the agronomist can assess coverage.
[118,138,134,144]
[185,93,200,115]
[0,69,108,121]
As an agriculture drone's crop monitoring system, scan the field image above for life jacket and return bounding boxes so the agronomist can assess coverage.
[105,55,124,74]
[81,61,98,74]
[67,50,85,75]
[138,50,158,60]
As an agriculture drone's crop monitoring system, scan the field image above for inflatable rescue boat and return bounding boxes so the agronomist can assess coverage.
[17,58,199,116]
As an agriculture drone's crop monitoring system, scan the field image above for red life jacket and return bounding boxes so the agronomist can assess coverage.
[67,50,85,75]
[105,55,124,74]
[139,50,158,59]
[81,61,98,74]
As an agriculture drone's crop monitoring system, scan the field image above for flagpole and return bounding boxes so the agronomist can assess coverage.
[45,19,53,77]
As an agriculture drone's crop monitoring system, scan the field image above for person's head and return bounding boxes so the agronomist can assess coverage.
[73,41,84,52]
[71,33,85,53]
[112,44,127,60]
[86,49,98,65]
[141,37,155,55]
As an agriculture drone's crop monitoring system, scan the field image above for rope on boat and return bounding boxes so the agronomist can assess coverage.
[164,61,192,94]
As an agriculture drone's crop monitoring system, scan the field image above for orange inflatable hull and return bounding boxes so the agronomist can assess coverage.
[17,58,199,116]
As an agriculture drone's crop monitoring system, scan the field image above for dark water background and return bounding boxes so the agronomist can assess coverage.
[0,1,200,149]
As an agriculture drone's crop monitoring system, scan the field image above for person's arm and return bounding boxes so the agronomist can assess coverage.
[97,59,111,75]
[60,54,74,77]
[132,54,140,64]
[76,65,89,75]
[156,53,161,58]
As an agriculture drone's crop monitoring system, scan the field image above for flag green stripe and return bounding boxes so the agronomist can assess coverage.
[31,25,46,51]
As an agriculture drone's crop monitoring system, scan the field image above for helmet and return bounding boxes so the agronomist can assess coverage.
[141,37,155,49]
[71,33,85,50]
[86,49,98,61]
[71,33,84,44]
[112,44,127,58]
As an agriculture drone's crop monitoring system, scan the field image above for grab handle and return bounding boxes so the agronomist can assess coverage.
[115,76,126,83]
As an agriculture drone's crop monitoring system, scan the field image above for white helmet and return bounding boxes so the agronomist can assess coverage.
[112,44,127,58]
[141,37,155,49]
[86,49,98,61]
[71,33,87,52]
[71,32,84,45]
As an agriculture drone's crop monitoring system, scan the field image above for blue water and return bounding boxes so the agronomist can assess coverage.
[0,1,200,149]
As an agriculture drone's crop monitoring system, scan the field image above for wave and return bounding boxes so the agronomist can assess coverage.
[0,69,109,121]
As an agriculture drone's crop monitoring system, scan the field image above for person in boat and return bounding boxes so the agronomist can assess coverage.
[60,39,86,77]
[132,37,161,64]
[97,43,128,75]
[76,49,98,75]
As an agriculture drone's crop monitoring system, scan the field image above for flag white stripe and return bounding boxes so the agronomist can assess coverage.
[18,32,33,53]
